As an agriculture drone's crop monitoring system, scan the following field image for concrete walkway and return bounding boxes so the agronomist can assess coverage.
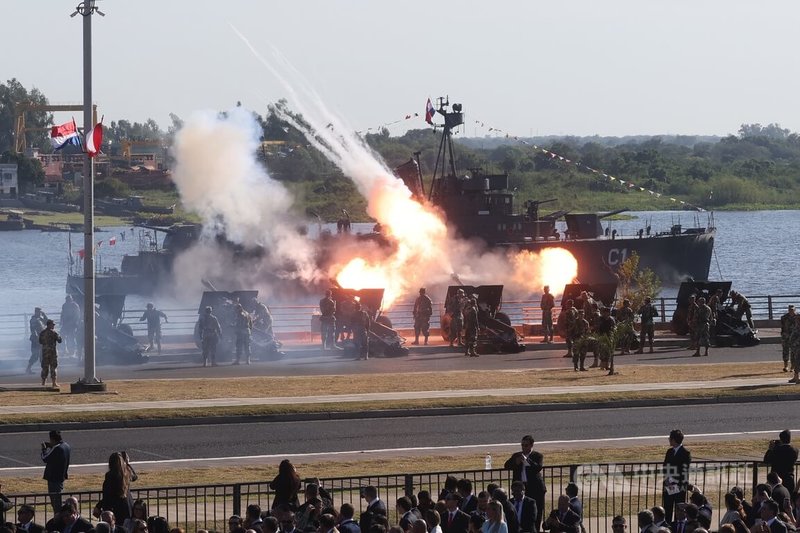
[1,376,795,415]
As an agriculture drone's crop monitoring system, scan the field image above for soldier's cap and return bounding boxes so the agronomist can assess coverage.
[205,306,212,313]
[46,319,55,326]
[789,305,795,310]
[35,306,42,312]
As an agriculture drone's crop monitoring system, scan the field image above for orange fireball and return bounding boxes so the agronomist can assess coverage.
[511,248,578,295]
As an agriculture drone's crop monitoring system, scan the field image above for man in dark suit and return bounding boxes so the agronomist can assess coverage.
[662,429,691,524]
[564,483,582,525]
[358,487,386,533]
[441,493,470,533]
[543,496,580,533]
[16,505,46,533]
[767,473,792,515]
[764,430,800,494]
[505,435,546,531]
[100,510,128,533]
[511,481,539,533]
[650,507,668,531]
[338,504,361,533]
[58,503,92,533]
[456,479,477,515]
[636,511,658,533]
[41,430,71,514]
[760,500,788,533]
[397,496,421,531]
[492,489,519,533]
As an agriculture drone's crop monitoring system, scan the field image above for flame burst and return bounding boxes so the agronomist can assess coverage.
[511,248,578,295]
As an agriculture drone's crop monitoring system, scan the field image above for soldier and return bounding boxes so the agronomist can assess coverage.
[60,295,81,357]
[139,303,168,354]
[233,303,253,365]
[616,299,636,355]
[412,287,433,345]
[789,315,800,384]
[253,299,273,333]
[196,306,221,367]
[596,307,617,375]
[540,285,555,343]
[319,290,336,350]
[463,297,479,357]
[26,307,49,374]
[636,297,659,354]
[350,300,371,360]
[562,299,579,359]
[38,319,62,388]
[445,288,466,347]
[692,297,712,358]
[781,305,796,373]
[686,295,698,351]
[708,288,723,322]
[573,310,591,372]
[733,291,755,330]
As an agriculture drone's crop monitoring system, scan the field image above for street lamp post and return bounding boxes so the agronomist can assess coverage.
[71,0,106,393]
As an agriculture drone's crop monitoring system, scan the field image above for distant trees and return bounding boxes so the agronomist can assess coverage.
[0,78,52,153]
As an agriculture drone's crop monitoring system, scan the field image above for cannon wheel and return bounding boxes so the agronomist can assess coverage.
[117,324,134,337]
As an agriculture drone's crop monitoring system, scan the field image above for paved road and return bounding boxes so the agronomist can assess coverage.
[0,341,785,383]
[1,400,796,473]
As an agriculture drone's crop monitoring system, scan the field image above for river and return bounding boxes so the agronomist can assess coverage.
[0,210,798,316]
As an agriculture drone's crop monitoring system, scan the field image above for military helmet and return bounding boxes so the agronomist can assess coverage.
[419,287,426,294]
[205,306,213,313]
[46,319,55,326]
[146,303,154,309]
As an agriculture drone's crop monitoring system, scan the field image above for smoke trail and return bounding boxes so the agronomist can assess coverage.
[170,107,321,290]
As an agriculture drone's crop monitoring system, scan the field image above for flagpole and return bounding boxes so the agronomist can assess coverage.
[71,0,106,393]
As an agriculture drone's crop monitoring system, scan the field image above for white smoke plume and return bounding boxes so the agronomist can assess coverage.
[170,107,321,293]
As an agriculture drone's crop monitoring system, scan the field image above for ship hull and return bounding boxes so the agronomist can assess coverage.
[505,230,715,286]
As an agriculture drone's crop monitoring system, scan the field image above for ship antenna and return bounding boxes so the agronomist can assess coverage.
[428,97,464,203]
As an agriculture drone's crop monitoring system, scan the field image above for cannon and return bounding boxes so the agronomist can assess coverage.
[329,287,409,358]
[440,285,525,354]
[555,283,618,338]
[670,281,759,347]
[69,292,147,365]
[194,290,285,361]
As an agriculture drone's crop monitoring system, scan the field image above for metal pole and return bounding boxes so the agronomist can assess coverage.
[72,0,105,393]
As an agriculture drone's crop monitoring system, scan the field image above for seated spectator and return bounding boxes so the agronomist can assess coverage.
[59,502,93,533]
[425,511,442,533]
[730,488,754,527]
[441,493,469,533]
[490,490,518,533]
[543,496,579,533]
[245,505,264,533]
[359,487,386,533]
[720,493,747,527]
[412,522,428,533]
[279,513,298,533]
[468,515,485,533]
[439,478,458,502]
[456,481,476,516]
[95,522,112,533]
[169,529,183,533]
[147,517,170,533]
[509,482,537,533]
[100,510,127,533]
[759,500,788,532]
[683,504,701,533]
[130,520,148,533]
[610,516,626,533]
[318,514,337,533]
[263,517,279,533]
[337,504,360,533]
[689,490,712,530]
[397,497,420,532]
[481,502,507,533]
[565,484,582,522]
[651,507,668,530]
[474,492,490,520]
[124,500,151,533]
[230,516,244,533]
[637,511,657,533]
[417,493,435,517]
[768,473,792,515]
[16,505,44,533]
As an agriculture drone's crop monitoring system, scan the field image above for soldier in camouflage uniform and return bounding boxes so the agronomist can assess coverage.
[780,305,796,373]
[445,289,466,347]
[463,297,480,358]
[540,285,555,344]
[595,307,617,375]
[351,301,371,360]
[692,297,712,357]
[233,303,253,365]
[573,310,591,372]
[38,319,62,388]
[636,297,659,354]
[686,295,698,350]
[788,314,800,384]
[412,288,433,345]
[196,306,222,367]
[562,299,579,359]
[733,291,755,330]
[616,299,636,355]
[319,290,337,350]
[27,307,49,374]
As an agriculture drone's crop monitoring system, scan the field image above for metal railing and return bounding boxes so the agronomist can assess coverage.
[3,295,797,343]
[6,461,797,533]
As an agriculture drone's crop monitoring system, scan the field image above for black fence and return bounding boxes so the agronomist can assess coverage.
[8,461,797,533]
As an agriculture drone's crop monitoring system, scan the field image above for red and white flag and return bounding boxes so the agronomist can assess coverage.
[109,237,116,246]
[85,118,104,158]
[425,98,436,125]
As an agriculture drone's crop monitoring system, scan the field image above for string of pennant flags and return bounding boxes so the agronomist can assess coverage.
[356,101,706,212]
[71,230,128,261]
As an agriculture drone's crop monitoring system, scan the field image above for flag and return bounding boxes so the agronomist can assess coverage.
[109,237,116,246]
[77,249,85,259]
[84,119,104,158]
[425,98,436,125]
[50,120,81,150]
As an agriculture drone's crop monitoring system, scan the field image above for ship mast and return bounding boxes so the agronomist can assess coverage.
[428,97,464,203]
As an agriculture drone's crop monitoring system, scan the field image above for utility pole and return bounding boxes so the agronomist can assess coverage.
[71,0,106,393]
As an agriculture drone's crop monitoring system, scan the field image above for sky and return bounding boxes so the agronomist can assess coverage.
[7,0,800,138]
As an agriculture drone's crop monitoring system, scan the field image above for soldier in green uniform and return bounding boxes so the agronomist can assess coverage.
[445,288,466,347]
[233,303,253,365]
[196,306,222,367]
[573,310,591,372]
[733,291,755,330]
[780,305,796,373]
[636,297,659,354]
[540,285,555,343]
[27,307,49,374]
[139,303,168,354]
[595,307,617,375]
[686,295,698,351]
[789,314,800,384]
[38,319,62,388]
[463,297,479,357]
[319,290,336,350]
[616,299,636,355]
[708,288,723,322]
[412,288,433,345]
[692,297,712,357]
[351,301,371,360]
[562,299,579,359]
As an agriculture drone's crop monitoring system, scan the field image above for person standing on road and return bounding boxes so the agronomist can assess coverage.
[39,319,62,388]
[790,315,800,385]
[504,435,546,531]
[196,306,221,367]
[662,429,691,524]
[351,301,371,361]
[413,288,433,346]
[27,307,49,374]
[686,295,698,352]
[41,430,71,513]
[319,290,337,351]
[540,286,555,344]
[233,303,253,366]
[764,430,799,494]
[562,300,579,360]
[636,298,659,354]
[139,303,168,354]
[692,297,712,358]
[60,295,81,357]
[780,305,796,373]
[463,297,480,358]
[446,289,466,347]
